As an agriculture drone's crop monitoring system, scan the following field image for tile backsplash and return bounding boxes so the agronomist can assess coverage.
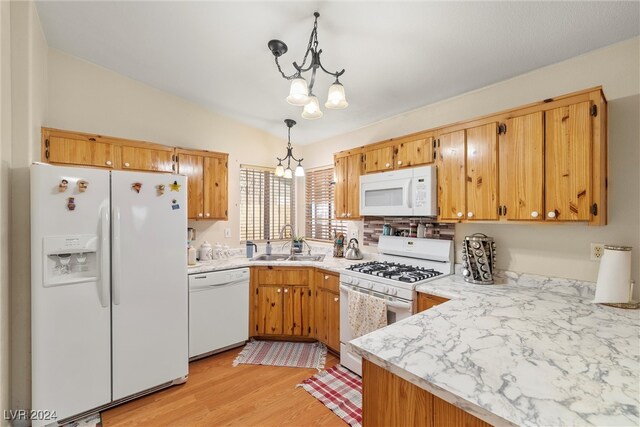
[362,216,455,246]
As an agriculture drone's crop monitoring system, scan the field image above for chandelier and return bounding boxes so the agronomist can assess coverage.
[268,12,348,120]
[275,119,304,179]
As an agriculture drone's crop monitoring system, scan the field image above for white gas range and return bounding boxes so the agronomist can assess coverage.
[339,235,454,375]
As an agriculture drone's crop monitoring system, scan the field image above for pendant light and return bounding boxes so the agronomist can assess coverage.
[275,119,303,179]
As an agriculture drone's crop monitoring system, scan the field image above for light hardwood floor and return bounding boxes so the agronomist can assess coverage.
[101,345,345,427]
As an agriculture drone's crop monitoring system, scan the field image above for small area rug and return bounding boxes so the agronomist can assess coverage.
[232,340,327,369]
[298,365,362,427]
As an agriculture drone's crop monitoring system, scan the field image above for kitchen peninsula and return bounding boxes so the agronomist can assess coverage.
[350,272,640,427]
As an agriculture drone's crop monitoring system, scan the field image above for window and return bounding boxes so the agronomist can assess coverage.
[240,165,295,242]
[305,167,346,241]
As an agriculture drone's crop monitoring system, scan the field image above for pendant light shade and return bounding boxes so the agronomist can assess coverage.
[275,163,285,177]
[325,81,348,109]
[302,95,323,120]
[286,78,310,106]
[295,163,305,177]
[284,167,293,179]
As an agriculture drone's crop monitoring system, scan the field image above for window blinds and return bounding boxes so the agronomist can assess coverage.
[240,166,295,242]
[305,167,346,241]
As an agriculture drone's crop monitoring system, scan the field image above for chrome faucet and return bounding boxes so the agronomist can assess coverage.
[279,224,296,255]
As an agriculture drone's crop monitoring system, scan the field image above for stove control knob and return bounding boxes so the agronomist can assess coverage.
[393,289,398,296]
[380,286,388,293]
[352,279,360,286]
[343,276,353,284]
[365,281,373,289]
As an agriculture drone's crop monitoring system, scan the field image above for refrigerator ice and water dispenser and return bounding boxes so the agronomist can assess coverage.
[43,234,99,286]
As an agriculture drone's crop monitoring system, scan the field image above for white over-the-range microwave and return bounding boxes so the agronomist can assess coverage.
[359,165,437,216]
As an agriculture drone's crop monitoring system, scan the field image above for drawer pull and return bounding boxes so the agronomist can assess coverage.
[124,162,130,167]
[105,160,112,166]
[531,211,539,218]
[456,212,463,218]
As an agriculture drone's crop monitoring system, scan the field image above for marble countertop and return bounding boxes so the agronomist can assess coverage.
[349,272,640,426]
[188,250,372,275]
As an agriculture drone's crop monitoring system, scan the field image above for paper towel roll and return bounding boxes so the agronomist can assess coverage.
[593,245,633,304]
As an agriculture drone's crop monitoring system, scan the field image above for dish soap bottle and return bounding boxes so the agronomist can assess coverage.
[266,241,272,255]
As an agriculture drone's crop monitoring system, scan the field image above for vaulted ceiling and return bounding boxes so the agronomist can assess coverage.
[36,1,639,144]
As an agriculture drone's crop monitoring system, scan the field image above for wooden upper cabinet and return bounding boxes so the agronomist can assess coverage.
[203,155,228,220]
[334,153,362,219]
[176,149,228,221]
[364,146,394,173]
[45,133,119,169]
[395,136,435,169]
[545,101,592,221]
[466,123,498,221]
[500,112,544,221]
[437,130,466,221]
[176,152,204,220]
[120,144,174,173]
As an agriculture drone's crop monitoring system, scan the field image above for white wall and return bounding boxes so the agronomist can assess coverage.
[47,49,289,250]
[302,37,640,297]
[7,1,48,421]
[0,1,12,423]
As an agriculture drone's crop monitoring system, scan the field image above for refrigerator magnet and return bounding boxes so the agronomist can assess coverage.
[58,179,69,192]
[156,184,165,195]
[77,180,88,192]
[131,182,142,193]
[67,197,76,211]
[169,181,181,192]
[171,199,180,210]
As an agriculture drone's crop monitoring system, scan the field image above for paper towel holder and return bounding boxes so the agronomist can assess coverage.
[594,245,639,309]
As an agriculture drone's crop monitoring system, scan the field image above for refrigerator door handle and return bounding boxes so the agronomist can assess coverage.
[112,206,122,306]
[99,206,110,308]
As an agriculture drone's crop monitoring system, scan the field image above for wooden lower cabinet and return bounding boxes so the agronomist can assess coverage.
[416,292,449,313]
[315,269,340,352]
[363,359,492,427]
[250,267,314,339]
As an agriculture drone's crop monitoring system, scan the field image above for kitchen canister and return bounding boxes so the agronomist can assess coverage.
[593,245,639,309]
[199,241,213,261]
[461,233,496,285]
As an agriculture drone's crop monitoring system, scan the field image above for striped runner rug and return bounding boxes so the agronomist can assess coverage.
[232,340,327,369]
[298,365,362,427]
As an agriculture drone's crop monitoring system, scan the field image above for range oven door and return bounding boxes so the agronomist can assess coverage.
[339,284,413,376]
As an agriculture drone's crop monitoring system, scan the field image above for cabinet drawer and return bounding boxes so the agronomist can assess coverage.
[316,270,340,293]
[257,268,309,285]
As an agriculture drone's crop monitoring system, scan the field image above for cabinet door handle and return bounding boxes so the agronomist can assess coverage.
[456,212,463,218]
[105,160,112,166]
[547,210,557,219]
[531,211,539,218]
[198,213,203,218]
[284,288,288,293]
[385,162,390,168]
[277,288,281,293]
[341,213,347,218]
[124,162,130,167]
[467,212,474,218]
[346,213,352,217]
[205,213,210,217]
[397,160,403,165]
[334,297,339,302]
[324,275,329,280]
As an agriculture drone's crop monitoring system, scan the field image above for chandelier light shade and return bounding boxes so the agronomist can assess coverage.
[268,12,347,120]
[275,119,303,179]
[302,94,323,120]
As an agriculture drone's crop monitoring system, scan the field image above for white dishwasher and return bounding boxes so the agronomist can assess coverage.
[188,268,249,360]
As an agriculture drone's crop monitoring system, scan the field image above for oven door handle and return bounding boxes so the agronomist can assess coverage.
[340,285,412,310]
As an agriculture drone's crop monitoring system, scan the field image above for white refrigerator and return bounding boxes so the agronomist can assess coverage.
[31,163,188,425]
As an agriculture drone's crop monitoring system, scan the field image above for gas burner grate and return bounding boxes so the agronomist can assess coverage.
[347,261,443,283]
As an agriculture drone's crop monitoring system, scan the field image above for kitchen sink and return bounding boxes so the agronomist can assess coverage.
[287,254,326,262]
[250,254,291,261]
[250,253,326,262]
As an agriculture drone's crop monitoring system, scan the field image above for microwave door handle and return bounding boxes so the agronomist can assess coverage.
[405,179,412,209]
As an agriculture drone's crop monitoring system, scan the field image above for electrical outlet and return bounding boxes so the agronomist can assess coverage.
[591,243,604,261]
[350,230,358,239]
[224,228,231,238]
